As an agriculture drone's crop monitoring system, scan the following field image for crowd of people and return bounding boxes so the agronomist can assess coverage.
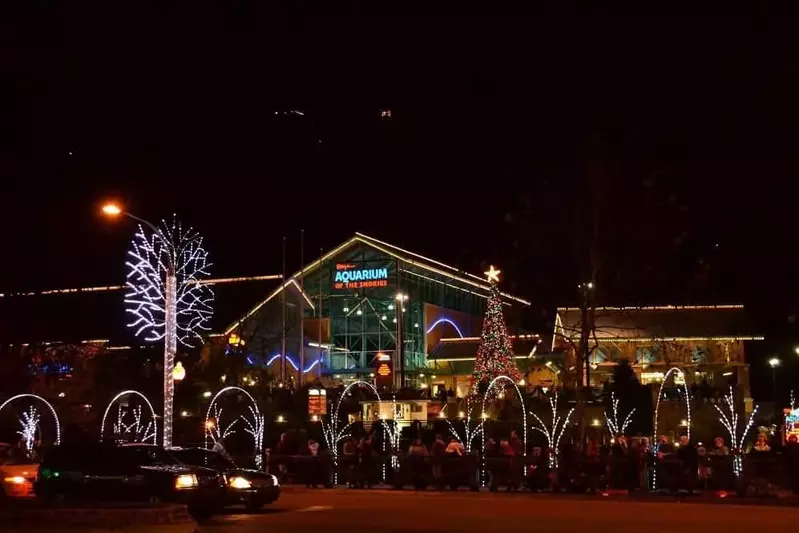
[264,428,797,494]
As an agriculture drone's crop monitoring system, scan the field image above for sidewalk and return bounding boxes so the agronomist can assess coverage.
[280,485,799,506]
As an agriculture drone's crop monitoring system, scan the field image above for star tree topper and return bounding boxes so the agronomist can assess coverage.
[485,265,501,283]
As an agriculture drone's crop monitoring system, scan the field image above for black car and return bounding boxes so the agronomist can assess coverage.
[170,447,279,511]
[35,442,224,519]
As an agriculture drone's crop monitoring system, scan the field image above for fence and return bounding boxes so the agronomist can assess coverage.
[263,451,799,495]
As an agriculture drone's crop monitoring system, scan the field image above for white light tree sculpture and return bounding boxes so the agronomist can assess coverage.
[125,216,213,447]
[530,391,574,468]
[17,406,41,453]
[321,381,380,484]
[206,404,239,444]
[444,400,485,453]
[714,386,758,477]
[604,391,635,440]
[112,405,157,444]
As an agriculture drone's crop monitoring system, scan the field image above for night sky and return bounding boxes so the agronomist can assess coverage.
[2,14,799,397]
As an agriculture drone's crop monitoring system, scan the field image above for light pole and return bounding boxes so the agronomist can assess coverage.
[103,203,180,448]
[769,357,781,414]
[395,292,408,390]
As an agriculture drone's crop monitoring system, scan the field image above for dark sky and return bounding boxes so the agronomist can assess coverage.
[2,14,799,396]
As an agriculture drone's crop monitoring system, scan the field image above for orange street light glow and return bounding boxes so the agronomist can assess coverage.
[102,203,122,216]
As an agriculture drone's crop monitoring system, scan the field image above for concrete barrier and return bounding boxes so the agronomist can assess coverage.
[0,502,197,533]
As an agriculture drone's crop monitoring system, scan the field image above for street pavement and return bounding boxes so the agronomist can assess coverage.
[201,489,799,532]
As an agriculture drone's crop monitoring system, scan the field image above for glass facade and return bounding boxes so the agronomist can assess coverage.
[300,240,490,379]
[231,235,529,388]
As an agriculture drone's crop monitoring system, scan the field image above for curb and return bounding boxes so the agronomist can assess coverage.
[279,485,799,506]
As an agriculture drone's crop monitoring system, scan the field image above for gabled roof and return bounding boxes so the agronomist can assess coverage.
[224,232,531,335]
[554,305,763,345]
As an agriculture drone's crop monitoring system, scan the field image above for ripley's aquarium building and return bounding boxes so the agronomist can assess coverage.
[217,233,531,393]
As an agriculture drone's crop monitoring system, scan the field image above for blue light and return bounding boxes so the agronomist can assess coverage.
[265,353,319,374]
[425,317,464,338]
[246,355,256,365]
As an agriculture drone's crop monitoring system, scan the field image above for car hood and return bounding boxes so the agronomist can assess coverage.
[139,464,217,476]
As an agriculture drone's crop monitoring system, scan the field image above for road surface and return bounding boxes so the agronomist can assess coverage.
[202,489,797,532]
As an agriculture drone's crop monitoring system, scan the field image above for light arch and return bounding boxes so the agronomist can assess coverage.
[0,394,61,445]
[480,375,527,486]
[100,390,158,444]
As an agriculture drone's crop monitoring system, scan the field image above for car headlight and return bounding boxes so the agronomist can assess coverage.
[175,474,199,489]
[270,474,279,486]
[4,476,25,485]
[228,476,252,489]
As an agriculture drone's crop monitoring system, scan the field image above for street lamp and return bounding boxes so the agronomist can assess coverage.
[769,357,781,409]
[101,202,212,448]
[394,292,409,390]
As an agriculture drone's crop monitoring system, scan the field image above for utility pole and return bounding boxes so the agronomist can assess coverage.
[577,280,594,445]
[281,236,287,384]
[299,229,305,387]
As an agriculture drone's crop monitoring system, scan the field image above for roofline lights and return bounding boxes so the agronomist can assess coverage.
[1,274,283,298]
[556,304,746,312]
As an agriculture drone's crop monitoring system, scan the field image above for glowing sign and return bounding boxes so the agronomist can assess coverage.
[333,263,390,290]
[377,363,392,377]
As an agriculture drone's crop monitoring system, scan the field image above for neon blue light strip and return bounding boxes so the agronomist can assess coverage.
[266,353,320,373]
[425,317,464,338]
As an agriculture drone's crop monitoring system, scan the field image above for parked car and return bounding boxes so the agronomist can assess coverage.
[170,447,279,511]
[34,442,223,519]
[0,443,38,498]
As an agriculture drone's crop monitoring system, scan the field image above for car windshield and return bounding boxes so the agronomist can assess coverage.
[0,445,34,465]
[116,446,180,466]
[173,449,236,470]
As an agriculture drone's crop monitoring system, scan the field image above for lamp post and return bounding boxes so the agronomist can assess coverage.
[769,357,781,414]
[102,203,180,448]
[395,293,408,390]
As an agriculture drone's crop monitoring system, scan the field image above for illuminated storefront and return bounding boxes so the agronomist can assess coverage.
[222,233,530,388]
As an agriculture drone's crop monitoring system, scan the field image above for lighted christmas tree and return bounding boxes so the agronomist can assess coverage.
[471,265,521,396]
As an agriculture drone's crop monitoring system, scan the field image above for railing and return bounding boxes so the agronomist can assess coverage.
[262,451,799,495]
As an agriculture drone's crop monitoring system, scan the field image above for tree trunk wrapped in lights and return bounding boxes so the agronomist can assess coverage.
[125,216,213,447]
[470,266,521,398]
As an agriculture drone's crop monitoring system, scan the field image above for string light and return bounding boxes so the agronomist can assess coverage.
[204,386,263,467]
[100,390,157,445]
[530,391,574,469]
[0,394,61,446]
[714,386,758,477]
[112,404,157,444]
[321,381,380,485]
[471,271,522,398]
[604,391,635,439]
[652,367,691,489]
[445,399,484,453]
[17,406,41,453]
[125,216,213,447]
[480,375,528,485]
[380,395,402,482]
